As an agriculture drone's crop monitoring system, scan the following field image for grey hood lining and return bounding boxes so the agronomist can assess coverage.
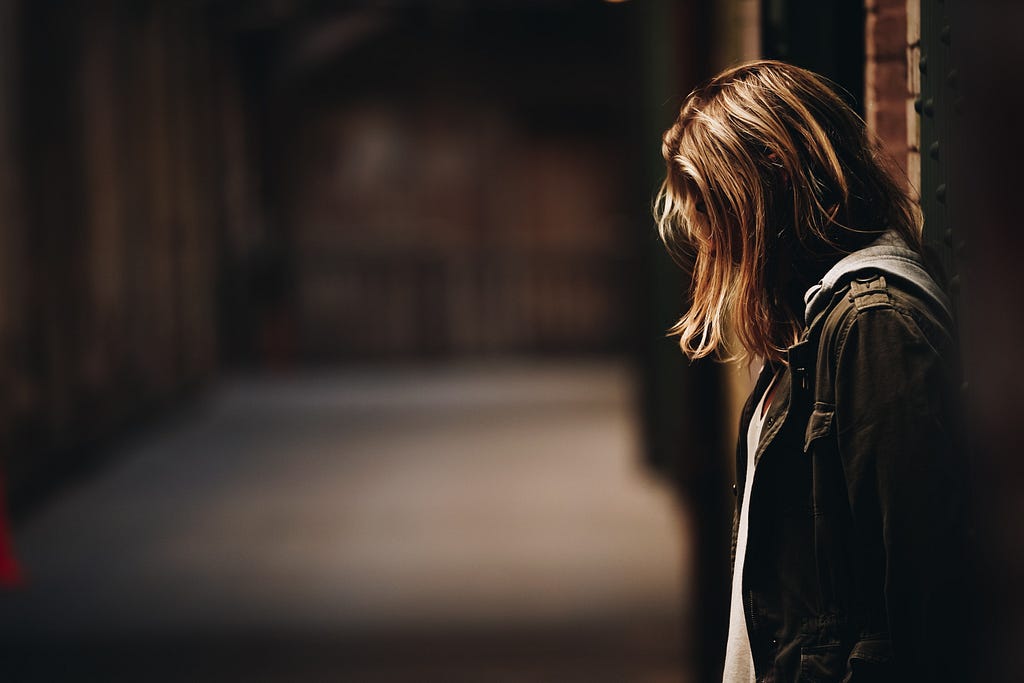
[802,230,952,327]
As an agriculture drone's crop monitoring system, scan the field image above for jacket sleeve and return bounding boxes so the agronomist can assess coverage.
[831,303,971,681]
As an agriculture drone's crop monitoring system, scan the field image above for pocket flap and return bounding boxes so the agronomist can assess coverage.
[849,636,893,664]
[803,407,834,453]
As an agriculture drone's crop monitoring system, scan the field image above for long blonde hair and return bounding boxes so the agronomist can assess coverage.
[655,60,921,365]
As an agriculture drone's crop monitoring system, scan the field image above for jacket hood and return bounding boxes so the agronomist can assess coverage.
[802,230,952,327]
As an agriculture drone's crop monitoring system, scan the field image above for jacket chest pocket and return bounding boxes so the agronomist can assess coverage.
[802,405,844,519]
[803,405,835,453]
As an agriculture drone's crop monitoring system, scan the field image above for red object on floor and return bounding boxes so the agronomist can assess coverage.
[0,468,24,588]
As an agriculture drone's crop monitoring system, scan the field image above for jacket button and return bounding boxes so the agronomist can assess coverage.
[770,638,778,648]
[732,484,738,496]
[766,416,775,427]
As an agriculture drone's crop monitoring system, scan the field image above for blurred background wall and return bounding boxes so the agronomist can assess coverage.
[0,0,1018,681]
[2,1,226,508]
[1,1,655,508]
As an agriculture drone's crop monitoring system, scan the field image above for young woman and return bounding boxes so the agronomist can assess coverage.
[655,60,972,682]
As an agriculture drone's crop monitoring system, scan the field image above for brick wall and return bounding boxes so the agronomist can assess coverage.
[864,0,920,193]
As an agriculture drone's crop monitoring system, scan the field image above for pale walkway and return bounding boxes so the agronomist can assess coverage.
[2,359,692,681]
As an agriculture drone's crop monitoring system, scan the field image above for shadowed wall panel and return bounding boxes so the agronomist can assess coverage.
[5,0,240,512]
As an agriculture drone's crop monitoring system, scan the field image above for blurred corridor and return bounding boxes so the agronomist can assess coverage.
[3,0,1022,680]
[0,2,708,680]
[2,360,689,681]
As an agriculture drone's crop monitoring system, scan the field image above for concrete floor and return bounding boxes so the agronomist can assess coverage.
[1,359,693,682]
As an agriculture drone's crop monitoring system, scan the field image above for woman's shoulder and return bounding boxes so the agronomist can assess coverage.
[813,268,957,372]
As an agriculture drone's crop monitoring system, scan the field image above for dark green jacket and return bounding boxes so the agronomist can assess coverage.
[731,256,974,682]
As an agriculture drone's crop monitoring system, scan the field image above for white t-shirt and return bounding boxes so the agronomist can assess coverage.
[722,370,778,683]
